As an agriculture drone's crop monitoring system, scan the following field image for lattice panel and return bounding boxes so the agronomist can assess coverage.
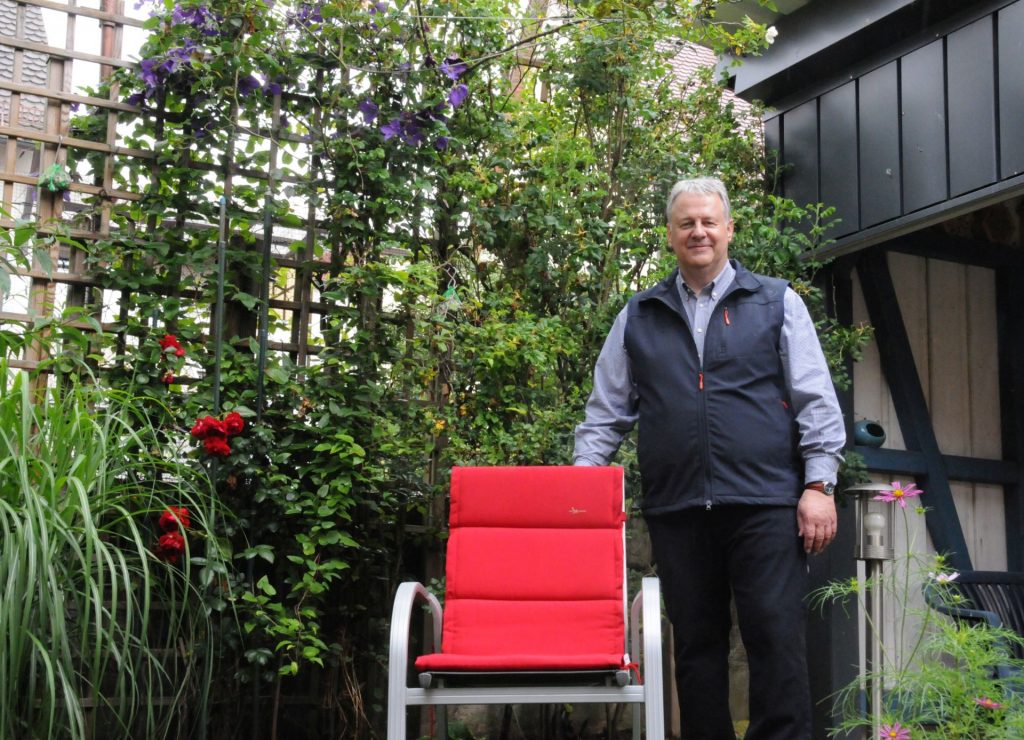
[0,0,330,373]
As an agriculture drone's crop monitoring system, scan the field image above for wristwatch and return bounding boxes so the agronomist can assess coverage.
[805,481,836,496]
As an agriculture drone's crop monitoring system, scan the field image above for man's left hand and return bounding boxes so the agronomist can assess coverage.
[797,489,837,555]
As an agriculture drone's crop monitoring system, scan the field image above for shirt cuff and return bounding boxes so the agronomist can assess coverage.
[804,454,841,485]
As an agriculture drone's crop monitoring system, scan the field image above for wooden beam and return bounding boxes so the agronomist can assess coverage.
[809,261,860,739]
[997,268,1024,570]
[886,231,1024,269]
[856,248,972,569]
[855,446,1020,485]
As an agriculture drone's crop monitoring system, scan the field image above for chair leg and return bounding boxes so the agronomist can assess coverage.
[388,582,444,740]
[642,577,666,739]
[387,698,406,740]
[436,694,447,739]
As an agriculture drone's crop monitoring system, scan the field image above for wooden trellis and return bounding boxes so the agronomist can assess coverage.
[0,0,330,378]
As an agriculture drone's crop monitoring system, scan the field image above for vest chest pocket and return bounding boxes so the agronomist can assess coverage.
[710,301,780,361]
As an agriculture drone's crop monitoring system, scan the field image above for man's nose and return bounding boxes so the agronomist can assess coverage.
[691,221,706,236]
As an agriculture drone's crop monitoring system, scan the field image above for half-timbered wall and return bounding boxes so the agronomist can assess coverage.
[852,252,1007,570]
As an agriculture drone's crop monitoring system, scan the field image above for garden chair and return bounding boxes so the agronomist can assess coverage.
[387,465,665,739]
[924,569,1024,683]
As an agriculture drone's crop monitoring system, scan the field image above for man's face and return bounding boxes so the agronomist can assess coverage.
[666,191,734,281]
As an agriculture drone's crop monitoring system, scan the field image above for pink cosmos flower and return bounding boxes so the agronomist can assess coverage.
[873,480,923,508]
[928,571,959,584]
[974,697,1003,710]
[879,722,910,739]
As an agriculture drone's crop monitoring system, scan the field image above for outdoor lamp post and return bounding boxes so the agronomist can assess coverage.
[844,483,897,738]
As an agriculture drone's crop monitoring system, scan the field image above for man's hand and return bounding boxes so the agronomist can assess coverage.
[797,489,837,555]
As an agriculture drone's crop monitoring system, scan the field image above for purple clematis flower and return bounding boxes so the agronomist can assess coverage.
[139,58,162,89]
[439,56,467,80]
[263,80,283,96]
[163,38,198,73]
[380,118,402,140]
[171,3,220,36]
[447,83,469,108]
[294,2,322,25]
[358,99,379,124]
[434,136,450,151]
[400,122,425,146]
[238,75,261,97]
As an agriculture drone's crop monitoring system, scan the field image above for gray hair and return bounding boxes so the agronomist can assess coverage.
[665,177,731,222]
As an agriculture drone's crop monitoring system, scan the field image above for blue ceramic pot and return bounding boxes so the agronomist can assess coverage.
[853,419,886,447]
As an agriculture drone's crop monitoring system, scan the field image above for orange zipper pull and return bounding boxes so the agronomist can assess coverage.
[699,372,704,390]
[724,307,731,325]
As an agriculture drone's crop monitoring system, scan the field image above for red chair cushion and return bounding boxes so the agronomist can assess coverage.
[415,466,627,673]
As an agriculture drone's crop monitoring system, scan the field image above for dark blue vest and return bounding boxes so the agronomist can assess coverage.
[623,261,803,514]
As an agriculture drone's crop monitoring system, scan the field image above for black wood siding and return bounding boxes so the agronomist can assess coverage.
[771,1,1023,237]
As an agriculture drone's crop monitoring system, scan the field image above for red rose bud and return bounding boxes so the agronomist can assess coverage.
[162,370,175,384]
[159,506,191,532]
[224,411,245,436]
[203,436,231,457]
[155,531,186,563]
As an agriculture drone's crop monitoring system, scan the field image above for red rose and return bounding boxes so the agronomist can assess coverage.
[174,347,186,357]
[162,370,175,384]
[191,415,227,439]
[159,506,191,531]
[205,417,227,438]
[155,531,186,563]
[159,334,182,352]
[224,411,245,436]
[203,436,231,457]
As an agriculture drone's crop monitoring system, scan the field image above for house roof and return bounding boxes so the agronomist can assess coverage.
[719,0,995,107]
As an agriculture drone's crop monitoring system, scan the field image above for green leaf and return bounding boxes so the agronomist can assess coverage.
[256,575,277,596]
[234,291,260,310]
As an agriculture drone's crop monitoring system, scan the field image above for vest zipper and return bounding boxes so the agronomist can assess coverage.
[697,369,713,509]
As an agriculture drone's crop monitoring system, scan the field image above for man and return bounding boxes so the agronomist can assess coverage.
[574,177,845,740]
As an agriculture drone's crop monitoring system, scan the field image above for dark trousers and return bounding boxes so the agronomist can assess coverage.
[646,506,811,740]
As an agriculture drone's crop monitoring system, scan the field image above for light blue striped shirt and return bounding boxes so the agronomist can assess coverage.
[573,261,845,485]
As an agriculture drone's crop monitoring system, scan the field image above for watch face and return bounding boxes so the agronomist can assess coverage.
[823,482,836,495]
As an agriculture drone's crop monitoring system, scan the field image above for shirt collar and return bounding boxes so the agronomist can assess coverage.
[677,260,735,299]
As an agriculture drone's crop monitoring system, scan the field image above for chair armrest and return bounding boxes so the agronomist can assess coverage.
[388,582,443,693]
[923,581,1021,683]
[923,581,1003,629]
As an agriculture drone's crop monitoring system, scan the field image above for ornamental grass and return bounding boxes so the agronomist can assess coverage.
[0,365,228,739]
